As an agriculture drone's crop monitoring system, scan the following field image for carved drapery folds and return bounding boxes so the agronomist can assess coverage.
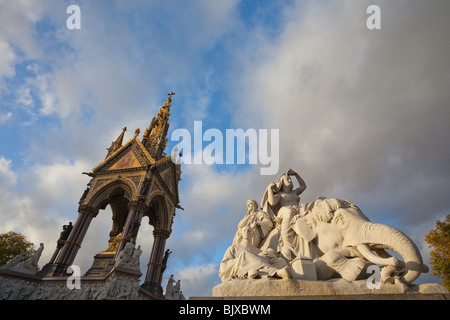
[218,170,429,287]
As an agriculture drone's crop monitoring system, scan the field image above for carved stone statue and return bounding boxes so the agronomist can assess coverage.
[61,222,73,240]
[218,169,430,286]
[57,222,73,248]
[103,233,122,253]
[161,249,172,275]
[165,274,175,298]
[162,249,172,266]
[127,219,141,243]
[114,243,142,270]
[140,177,150,196]
[260,169,307,260]
[127,244,142,268]
[1,243,44,275]
[219,225,293,281]
[164,274,185,300]
[232,199,273,248]
[78,187,90,204]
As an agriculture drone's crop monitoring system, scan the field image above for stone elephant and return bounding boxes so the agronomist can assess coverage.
[261,198,428,284]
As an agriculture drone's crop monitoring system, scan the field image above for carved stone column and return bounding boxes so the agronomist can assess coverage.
[141,228,171,295]
[48,238,67,265]
[47,222,73,265]
[115,201,147,255]
[54,205,97,275]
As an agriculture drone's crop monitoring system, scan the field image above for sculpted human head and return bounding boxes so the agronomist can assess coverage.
[240,225,254,242]
[275,173,293,192]
[246,199,258,214]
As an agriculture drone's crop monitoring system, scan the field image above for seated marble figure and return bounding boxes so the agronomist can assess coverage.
[232,199,274,247]
[219,225,293,281]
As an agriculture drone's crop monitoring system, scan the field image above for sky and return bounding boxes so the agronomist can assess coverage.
[0,0,449,298]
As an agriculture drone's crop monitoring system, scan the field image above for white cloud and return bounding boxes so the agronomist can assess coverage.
[0,157,92,268]
[0,111,12,126]
[0,157,57,265]
[172,164,260,236]
[234,0,450,225]
[223,0,450,286]
[39,92,56,115]
[0,0,45,84]
[32,73,56,116]
[16,86,34,107]
[0,157,17,187]
[0,40,16,79]
[169,263,219,298]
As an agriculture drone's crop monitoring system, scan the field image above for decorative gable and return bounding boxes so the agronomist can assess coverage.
[158,163,177,199]
[92,137,155,174]
[108,150,140,170]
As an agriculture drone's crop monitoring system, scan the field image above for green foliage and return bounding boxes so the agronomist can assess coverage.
[425,214,450,291]
[0,231,35,266]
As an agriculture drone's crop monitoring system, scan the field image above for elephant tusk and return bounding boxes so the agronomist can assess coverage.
[357,244,404,267]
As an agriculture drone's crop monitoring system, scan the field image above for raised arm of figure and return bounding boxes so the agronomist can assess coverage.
[288,169,306,195]
[266,182,281,206]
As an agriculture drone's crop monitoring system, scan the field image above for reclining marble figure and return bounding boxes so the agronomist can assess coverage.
[219,225,293,281]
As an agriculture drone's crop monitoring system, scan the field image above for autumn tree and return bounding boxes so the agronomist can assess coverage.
[425,214,450,291]
[0,231,35,266]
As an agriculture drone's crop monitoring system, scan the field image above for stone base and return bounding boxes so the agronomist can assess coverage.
[139,283,165,300]
[212,278,449,299]
[0,265,146,300]
[38,263,59,277]
[140,282,164,298]
[83,253,116,276]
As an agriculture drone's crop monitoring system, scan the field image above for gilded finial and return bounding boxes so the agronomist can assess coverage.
[143,127,150,138]
[163,91,175,109]
[134,128,140,138]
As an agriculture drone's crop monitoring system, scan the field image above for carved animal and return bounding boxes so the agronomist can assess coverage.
[285,198,428,284]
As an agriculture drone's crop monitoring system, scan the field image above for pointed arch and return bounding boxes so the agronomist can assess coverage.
[148,192,170,231]
[87,177,138,212]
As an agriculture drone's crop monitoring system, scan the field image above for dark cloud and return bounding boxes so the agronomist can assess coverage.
[236,0,450,222]
[232,0,450,284]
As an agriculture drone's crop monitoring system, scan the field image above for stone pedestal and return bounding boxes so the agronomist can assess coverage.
[0,262,147,300]
[38,263,59,277]
[83,253,116,276]
[212,278,449,299]
[140,282,164,299]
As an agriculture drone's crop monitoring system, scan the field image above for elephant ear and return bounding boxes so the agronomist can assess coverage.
[292,216,317,242]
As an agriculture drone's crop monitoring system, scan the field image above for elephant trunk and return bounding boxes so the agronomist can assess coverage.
[360,222,424,284]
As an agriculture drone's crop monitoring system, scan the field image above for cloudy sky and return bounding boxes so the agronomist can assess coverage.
[1,0,449,297]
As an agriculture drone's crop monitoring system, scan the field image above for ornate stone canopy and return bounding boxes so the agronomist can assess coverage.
[40,92,182,297]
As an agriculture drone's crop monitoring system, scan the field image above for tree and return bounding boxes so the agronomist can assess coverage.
[0,231,35,266]
[425,214,450,291]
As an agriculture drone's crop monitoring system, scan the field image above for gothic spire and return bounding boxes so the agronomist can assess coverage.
[106,127,127,158]
[142,92,175,160]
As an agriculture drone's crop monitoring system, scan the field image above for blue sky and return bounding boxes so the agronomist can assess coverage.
[1,0,450,297]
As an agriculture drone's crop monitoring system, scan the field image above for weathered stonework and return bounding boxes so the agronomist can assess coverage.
[0,242,162,300]
[214,170,448,300]
[0,264,148,300]
[212,278,449,299]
